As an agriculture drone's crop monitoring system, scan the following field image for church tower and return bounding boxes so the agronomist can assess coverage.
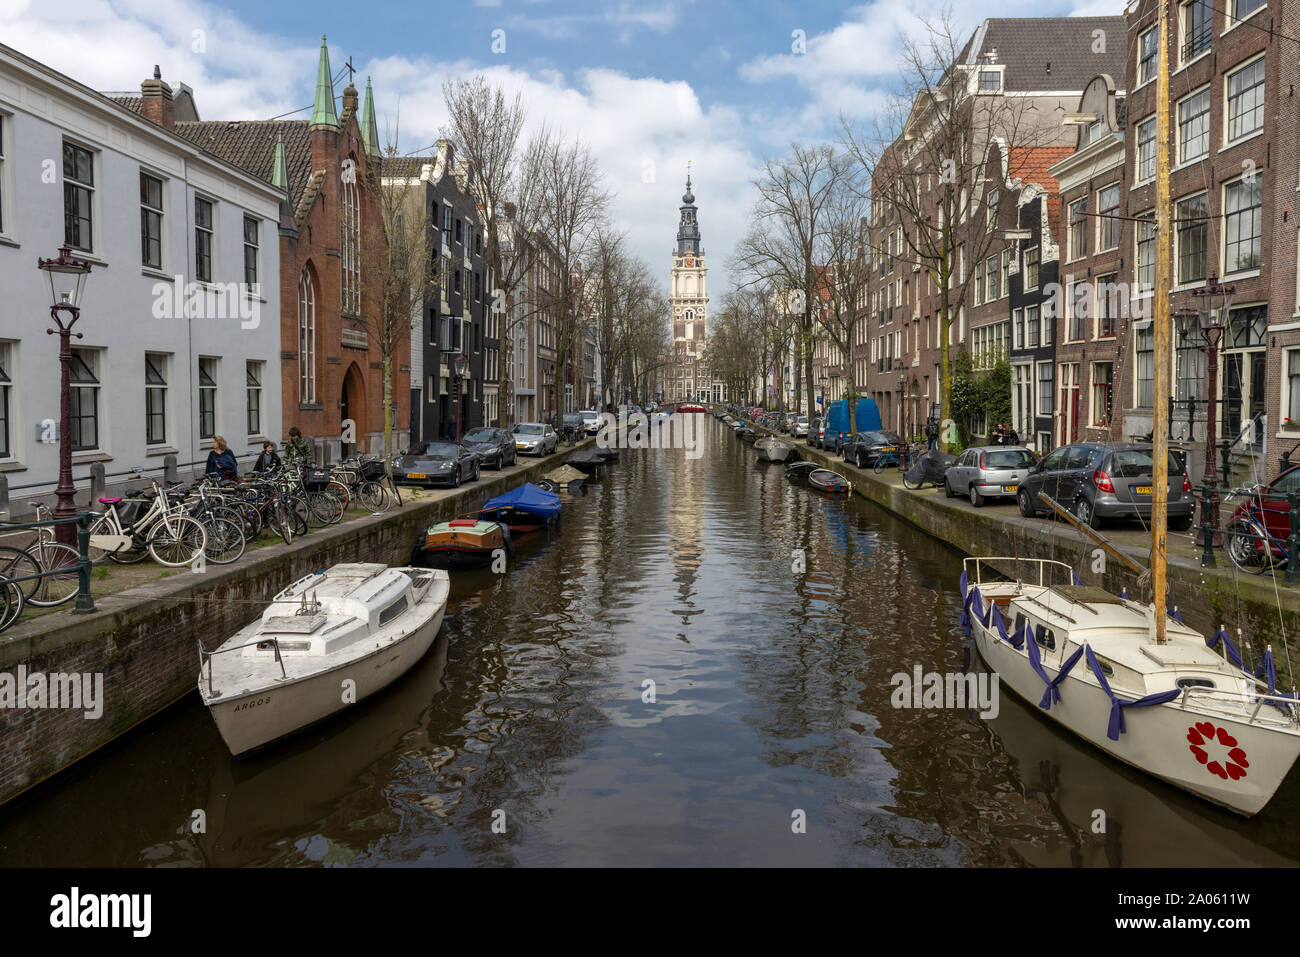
[669,166,711,402]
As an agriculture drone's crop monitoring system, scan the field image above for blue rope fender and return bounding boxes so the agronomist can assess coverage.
[1255,647,1277,692]
[1169,607,1184,624]
[959,569,969,600]
[1206,628,1244,669]
[1071,572,1084,586]
[987,602,1028,650]
[1084,646,1182,741]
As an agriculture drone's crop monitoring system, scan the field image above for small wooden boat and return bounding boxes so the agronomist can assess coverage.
[417,518,512,569]
[738,427,758,443]
[785,461,819,483]
[593,445,620,462]
[808,469,853,494]
[477,482,562,537]
[198,563,450,757]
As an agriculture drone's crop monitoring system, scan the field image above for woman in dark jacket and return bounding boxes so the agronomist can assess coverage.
[205,435,239,481]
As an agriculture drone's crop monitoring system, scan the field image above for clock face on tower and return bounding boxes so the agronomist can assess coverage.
[684,257,694,267]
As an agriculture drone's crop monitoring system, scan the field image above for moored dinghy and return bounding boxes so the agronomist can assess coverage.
[417,518,511,569]
[199,563,450,757]
[477,482,562,537]
[755,437,798,463]
[808,469,852,494]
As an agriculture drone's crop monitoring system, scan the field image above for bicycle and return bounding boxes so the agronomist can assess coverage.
[87,482,208,567]
[184,485,247,564]
[872,441,927,474]
[1224,485,1289,575]
[0,503,82,606]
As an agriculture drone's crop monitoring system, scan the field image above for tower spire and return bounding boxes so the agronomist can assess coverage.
[676,164,700,256]
[361,76,380,157]
[310,35,339,129]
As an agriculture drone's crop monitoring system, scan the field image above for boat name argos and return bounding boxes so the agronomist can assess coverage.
[890,665,1000,719]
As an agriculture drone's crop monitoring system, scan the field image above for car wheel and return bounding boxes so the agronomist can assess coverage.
[944,478,954,499]
[474,462,481,481]
[969,485,983,508]
[451,467,461,489]
[1170,515,1193,532]
[856,452,866,469]
[1018,488,1036,518]
[1075,496,1101,529]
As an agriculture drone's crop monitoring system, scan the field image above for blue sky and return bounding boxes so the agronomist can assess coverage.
[5,0,1118,295]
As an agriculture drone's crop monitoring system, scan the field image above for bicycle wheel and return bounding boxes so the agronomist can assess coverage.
[285,496,311,537]
[87,514,148,564]
[28,541,81,606]
[307,491,345,527]
[358,481,389,512]
[201,515,246,565]
[269,503,293,545]
[1225,520,1273,575]
[0,578,25,633]
[324,481,351,515]
[0,546,42,604]
[873,456,891,475]
[147,516,208,567]
[902,473,922,491]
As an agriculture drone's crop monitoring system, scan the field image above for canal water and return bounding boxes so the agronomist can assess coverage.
[3,417,1300,867]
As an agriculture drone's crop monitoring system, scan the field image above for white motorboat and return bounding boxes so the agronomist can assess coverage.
[199,563,450,757]
[963,558,1300,817]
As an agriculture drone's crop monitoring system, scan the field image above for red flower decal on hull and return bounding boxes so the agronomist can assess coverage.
[1187,723,1249,781]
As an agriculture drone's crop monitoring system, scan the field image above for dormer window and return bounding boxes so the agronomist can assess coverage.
[978,70,1002,93]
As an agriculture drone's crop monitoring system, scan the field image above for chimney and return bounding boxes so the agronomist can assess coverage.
[140,65,175,130]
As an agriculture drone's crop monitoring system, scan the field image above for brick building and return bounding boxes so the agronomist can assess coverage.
[174,37,408,462]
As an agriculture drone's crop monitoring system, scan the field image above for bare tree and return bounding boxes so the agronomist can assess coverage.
[841,10,1045,448]
[442,76,542,425]
[732,143,840,418]
[529,130,613,422]
[815,164,873,431]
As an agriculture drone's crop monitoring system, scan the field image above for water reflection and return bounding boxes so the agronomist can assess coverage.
[0,418,1298,866]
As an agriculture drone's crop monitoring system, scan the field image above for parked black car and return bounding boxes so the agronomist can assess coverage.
[393,441,481,488]
[840,430,903,468]
[1016,442,1193,530]
[462,427,517,470]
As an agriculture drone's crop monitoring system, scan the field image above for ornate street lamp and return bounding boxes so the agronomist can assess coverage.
[1181,276,1233,561]
[37,246,92,546]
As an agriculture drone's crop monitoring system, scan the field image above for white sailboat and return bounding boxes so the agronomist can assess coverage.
[962,0,1300,817]
[199,563,450,757]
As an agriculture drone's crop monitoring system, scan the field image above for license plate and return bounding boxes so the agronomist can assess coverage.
[1135,485,1153,494]
[407,473,426,479]
[1004,485,1018,492]
[516,444,528,450]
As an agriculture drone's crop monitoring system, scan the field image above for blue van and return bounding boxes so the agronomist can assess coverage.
[824,398,881,452]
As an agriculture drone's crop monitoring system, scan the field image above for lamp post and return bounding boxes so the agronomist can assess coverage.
[895,363,908,470]
[1182,275,1233,556]
[452,353,469,442]
[37,246,92,546]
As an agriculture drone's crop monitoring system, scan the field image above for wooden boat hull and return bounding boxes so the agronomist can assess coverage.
[971,609,1300,817]
[205,591,446,758]
[416,520,510,569]
[808,470,852,494]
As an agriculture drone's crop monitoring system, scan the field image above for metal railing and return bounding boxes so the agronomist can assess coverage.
[197,635,287,697]
[0,510,98,615]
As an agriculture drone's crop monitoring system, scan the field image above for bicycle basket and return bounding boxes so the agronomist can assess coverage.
[359,460,387,481]
[301,465,332,490]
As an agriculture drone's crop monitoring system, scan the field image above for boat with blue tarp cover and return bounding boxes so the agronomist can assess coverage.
[477,482,562,537]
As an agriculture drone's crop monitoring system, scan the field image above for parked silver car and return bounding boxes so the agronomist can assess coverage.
[944,445,1037,507]
[791,415,810,438]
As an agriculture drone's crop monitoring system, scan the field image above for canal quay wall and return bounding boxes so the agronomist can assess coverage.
[0,444,588,809]
[784,437,1300,655]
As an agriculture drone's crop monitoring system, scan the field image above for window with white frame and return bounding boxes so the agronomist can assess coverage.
[145,352,167,446]
[1037,362,1053,415]
[69,347,100,451]
[342,176,361,314]
[1224,176,1262,274]
[298,270,316,404]
[1091,363,1114,426]
[1025,304,1041,349]
[1138,26,1159,86]
[63,142,94,252]
[1180,0,1212,63]
[1096,274,1119,338]
[1226,57,1265,142]
[1098,184,1121,250]
[1068,282,1088,342]
[198,357,218,439]
[1000,249,1011,296]
[1136,213,1155,293]
[247,360,263,436]
[1176,192,1209,284]
[243,216,259,287]
[1177,88,1210,164]
[140,172,164,270]
[0,342,12,459]
[195,196,214,283]
[1231,0,1266,24]
[1135,325,1154,407]
[1068,198,1087,260]
[1136,118,1156,182]
[1287,350,1300,424]
[1023,246,1039,290]
[0,115,6,235]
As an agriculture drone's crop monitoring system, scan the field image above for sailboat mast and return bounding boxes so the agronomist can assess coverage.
[1152,0,1171,643]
